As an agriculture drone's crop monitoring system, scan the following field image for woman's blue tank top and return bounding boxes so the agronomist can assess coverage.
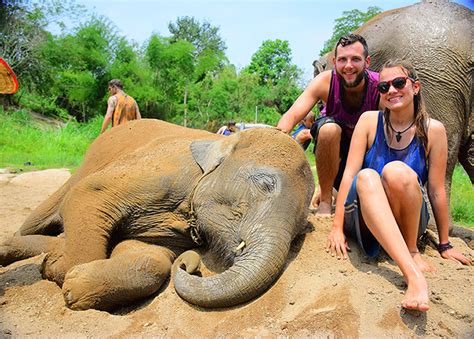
[363,111,428,185]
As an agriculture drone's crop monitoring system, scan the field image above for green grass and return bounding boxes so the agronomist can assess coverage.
[450,166,474,227]
[305,147,473,228]
[0,108,102,171]
[1,107,472,227]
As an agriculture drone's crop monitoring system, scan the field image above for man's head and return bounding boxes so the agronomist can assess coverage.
[333,34,370,89]
[108,79,123,94]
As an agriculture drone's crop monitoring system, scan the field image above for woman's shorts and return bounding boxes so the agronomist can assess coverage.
[343,173,430,257]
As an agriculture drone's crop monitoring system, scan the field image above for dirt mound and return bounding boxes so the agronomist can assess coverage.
[0,169,472,337]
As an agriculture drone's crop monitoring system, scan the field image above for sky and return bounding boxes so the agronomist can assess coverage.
[75,0,473,82]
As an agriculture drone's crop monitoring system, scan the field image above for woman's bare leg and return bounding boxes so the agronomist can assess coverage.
[382,161,435,273]
[356,168,429,311]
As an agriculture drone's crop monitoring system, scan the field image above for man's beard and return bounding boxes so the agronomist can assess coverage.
[339,69,365,88]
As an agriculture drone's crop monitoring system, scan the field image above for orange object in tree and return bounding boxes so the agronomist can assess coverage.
[0,58,19,94]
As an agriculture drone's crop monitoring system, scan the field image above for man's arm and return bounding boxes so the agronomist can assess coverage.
[277,70,331,133]
[100,96,116,134]
[135,102,141,119]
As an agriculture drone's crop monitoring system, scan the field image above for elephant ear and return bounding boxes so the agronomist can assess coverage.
[190,137,237,174]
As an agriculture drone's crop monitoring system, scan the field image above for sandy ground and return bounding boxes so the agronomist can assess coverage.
[0,169,473,338]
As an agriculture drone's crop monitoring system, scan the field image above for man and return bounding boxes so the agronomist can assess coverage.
[277,34,380,215]
[217,120,238,135]
[100,79,141,134]
[291,111,315,150]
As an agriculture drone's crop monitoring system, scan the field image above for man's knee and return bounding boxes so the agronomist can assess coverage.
[317,123,342,142]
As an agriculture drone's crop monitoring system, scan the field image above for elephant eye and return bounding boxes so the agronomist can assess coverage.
[249,173,278,194]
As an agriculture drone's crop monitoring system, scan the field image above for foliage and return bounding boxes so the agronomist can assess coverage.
[245,39,299,86]
[1,1,303,129]
[450,166,474,227]
[0,107,100,171]
[0,0,84,89]
[168,16,227,62]
[242,39,302,117]
[320,6,382,56]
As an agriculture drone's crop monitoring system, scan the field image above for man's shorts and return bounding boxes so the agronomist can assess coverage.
[343,173,430,257]
[310,116,351,190]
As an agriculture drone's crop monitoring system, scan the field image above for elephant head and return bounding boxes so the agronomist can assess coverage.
[174,128,314,307]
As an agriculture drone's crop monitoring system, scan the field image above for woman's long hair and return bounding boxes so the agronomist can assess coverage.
[381,60,429,151]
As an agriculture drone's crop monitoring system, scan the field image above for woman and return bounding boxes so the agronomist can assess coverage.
[326,60,471,312]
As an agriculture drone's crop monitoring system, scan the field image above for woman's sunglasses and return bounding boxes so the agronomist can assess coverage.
[377,76,415,94]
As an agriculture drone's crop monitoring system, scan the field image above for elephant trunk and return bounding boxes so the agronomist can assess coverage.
[173,226,292,308]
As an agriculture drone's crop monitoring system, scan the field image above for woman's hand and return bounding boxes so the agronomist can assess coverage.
[441,248,472,265]
[326,227,350,260]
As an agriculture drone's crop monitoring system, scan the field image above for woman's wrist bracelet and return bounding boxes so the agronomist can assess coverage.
[437,241,453,253]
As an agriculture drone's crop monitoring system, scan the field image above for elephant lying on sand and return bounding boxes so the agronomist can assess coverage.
[0,119,314,311]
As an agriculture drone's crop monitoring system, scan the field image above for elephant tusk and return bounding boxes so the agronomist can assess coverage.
[235,241,246,252]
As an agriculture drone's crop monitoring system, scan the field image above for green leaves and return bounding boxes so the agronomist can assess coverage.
[320,6,382,56]
[3,4,302,129]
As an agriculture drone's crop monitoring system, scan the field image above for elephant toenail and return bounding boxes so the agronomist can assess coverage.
[64,290,73,305]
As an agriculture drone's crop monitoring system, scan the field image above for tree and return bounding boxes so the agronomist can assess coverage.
[242,39,302,117]
[320,6,382,56]
[0,0,85,89]
[168,16,226,60]
[42,16,119,121]
[245,39,299,86]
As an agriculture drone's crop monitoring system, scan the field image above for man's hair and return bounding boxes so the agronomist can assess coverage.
[334,34,369,58]
[108,79,123,90]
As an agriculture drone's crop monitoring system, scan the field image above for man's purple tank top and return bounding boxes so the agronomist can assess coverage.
[321,69,380,137]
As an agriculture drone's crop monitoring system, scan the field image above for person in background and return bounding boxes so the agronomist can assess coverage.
[326,60,471,312]
[217,120,238,135]
[100,79,141,134]
[277,34,380,215]
[292,111,315,150]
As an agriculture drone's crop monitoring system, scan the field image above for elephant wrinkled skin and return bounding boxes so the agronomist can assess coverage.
[0,119,314,311]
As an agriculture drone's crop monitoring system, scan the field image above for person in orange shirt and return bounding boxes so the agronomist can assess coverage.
[100,79,141,134]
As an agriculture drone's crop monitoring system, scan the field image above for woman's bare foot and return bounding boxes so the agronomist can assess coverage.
[401,276,430,312]
[411,252,436,273]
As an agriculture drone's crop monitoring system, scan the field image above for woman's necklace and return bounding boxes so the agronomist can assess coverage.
[388,119,415,142]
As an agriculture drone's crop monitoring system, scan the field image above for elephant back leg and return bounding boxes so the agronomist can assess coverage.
[459,132,474,183]
[16,183,70,236]
[61,240,174,311]
[0,235,62,266]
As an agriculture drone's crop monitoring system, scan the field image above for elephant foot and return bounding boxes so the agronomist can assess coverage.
[62,240,173,311]
[62,261,109,310]
[41,251,69,286]
[0,242,19,267]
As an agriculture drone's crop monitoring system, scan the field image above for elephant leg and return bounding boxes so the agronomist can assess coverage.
[0,235,62,266]
[459,132,473,183]
[42,183,118,286]
[61,240,174,311]
[16,184,69,236]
